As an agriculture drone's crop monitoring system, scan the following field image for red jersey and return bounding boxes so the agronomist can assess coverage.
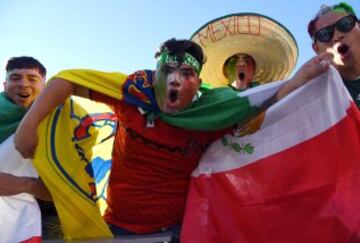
[92,91,226,233]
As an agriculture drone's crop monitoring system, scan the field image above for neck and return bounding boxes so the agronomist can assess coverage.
[234,80,249,90]
[339,65,360,81]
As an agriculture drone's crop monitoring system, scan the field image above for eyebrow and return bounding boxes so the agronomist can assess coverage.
[8,73,21,78]
[164,64,195,73]
[165,65,177,70]
[9,73,42,79]
[26,74,42,79]
[180,66,195,71]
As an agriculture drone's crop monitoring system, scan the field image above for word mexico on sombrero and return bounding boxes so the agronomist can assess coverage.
[191,13,298,88]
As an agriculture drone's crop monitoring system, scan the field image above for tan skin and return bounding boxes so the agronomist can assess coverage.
[312,11,360,80]
[0,172,51,200]
[0,68,52,201]
[4,69,45,108]
[14,52,333,159]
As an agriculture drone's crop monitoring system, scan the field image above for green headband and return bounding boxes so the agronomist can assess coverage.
[332,2,355,15]
[157,51,202,75]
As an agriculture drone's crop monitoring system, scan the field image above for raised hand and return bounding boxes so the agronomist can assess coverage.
[276,52,333,101]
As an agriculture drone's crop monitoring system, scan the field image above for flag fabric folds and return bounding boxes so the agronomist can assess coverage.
[181,67,360,243]
[53,69,284,132]
[0,135,41,243]
[33,96,116,239]
[42,68,283,239]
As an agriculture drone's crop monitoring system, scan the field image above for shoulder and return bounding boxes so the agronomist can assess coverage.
[126,70,155,84]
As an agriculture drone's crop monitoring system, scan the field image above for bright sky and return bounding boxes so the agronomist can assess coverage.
[0,0,359,91]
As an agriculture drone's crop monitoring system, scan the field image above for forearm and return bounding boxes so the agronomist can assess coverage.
[275,53,332,102]
[25,177,52,201]
[21,78,75,128]
[0,173,52,201]
[15,78,78,158]
[275,77,301,101]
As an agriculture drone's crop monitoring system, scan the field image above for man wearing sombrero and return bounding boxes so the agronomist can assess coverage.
[191,13,298,90]
[223,53,258,90]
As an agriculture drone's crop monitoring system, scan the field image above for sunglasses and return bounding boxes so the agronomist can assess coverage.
[313,14,358,43]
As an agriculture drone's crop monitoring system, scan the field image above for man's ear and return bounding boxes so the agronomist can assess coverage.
[41,76,46,84]
[312,42,320,54]
[3,81,6,91]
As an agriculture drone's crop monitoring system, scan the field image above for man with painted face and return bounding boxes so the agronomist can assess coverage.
[14,38,332,241]
[154,43,203,113]
[0,56,63,239]
[308,2,360,108]
[223,53,258,90]
[191,13,299,91]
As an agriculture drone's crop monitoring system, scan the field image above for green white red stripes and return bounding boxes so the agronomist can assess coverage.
[181,67,360,243]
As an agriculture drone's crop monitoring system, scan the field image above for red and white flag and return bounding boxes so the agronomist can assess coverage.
[0,135,41,243]
[181,67,360,243]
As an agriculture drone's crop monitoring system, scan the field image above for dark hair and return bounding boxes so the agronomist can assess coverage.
[6,56,46,77]
[307,2,356,39]
[155,38,206,66]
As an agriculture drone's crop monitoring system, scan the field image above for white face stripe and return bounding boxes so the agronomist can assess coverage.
[166,70,185,85]
[164,63,195,85]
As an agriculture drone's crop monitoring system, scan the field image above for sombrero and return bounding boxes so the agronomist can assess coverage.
[191,13,298,88]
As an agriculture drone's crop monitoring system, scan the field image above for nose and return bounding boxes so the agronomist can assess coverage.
[170,79,181,87]
[169,72,181,87]
[332,29,344,42]
[237,61,246,69]
[17,78,31,87]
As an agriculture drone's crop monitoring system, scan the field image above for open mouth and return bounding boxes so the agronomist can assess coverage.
[337,44,349,57]
[238,72,245,81]
[169,90,179,103]
[17,93,30,99]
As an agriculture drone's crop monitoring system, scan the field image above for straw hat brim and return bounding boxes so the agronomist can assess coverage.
[191,13,298,88]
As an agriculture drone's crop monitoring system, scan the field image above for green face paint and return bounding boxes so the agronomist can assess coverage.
[157,51,202,75]
[223,56,238,82]
[154,65,168,111]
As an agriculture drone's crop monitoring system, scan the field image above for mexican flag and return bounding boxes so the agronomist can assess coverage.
[0,135,41,243]
[181,67,360,243]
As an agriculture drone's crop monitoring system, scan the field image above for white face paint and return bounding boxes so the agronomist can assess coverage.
[166,70,185,87]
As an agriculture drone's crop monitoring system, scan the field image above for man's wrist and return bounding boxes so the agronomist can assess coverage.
[260,93,278,110]
[22,177,38,194]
